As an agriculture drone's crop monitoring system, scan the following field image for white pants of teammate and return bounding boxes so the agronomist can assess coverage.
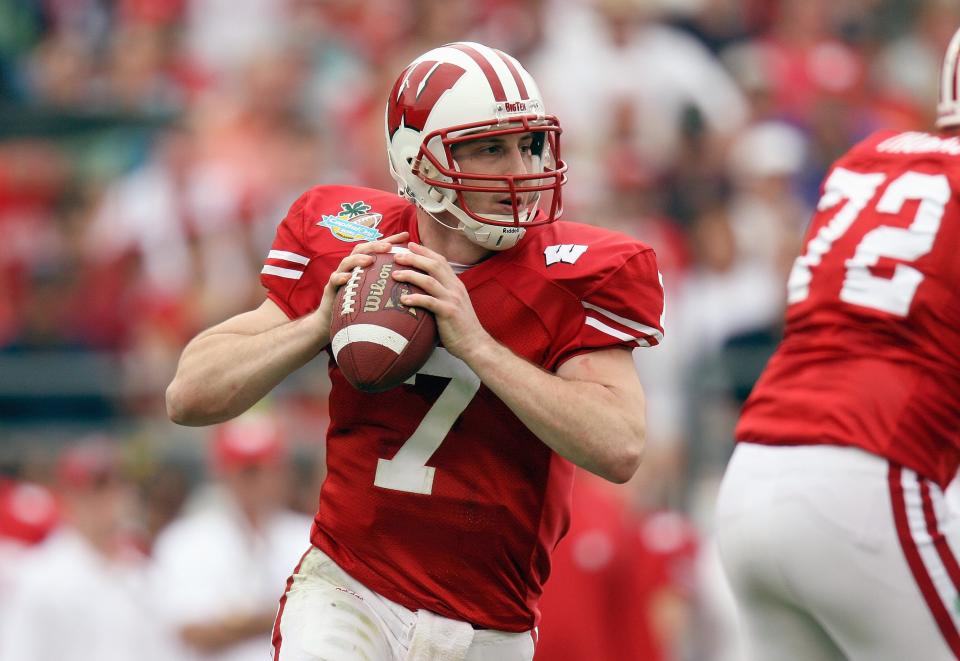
[271,546,536,661]
[716,443,960,661]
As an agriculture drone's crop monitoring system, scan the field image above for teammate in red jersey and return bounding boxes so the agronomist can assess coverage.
[715,28,960,661]
[166,42,664,661]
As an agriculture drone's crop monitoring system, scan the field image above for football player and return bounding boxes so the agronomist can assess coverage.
[166,42,664,661]
[715,27,960,661]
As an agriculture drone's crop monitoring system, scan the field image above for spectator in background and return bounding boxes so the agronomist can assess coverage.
[536,470,699,661]
[531,0,747,205]
[673,206,783,373]
[0,478,59,626]
[874,0,960,125]
[150,412,311,661]
[725,120,810,274]
[0,437,169,661]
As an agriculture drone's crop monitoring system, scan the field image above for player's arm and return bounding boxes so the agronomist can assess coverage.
[165,298,327,426]
[166,234,408,426]
[472,343,645,483]
[394,242,646,483]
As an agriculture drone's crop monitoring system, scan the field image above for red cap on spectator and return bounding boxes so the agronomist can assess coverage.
[56,437,124,490]
[211,416,285,473]
[0,479,60,544]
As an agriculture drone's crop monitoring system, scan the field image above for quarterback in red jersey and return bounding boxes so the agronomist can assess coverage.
[716,28,960,661]
[166,42,664,661]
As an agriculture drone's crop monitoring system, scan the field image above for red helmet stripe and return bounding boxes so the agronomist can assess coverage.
[494,49,529,99]
[449,43,507,102]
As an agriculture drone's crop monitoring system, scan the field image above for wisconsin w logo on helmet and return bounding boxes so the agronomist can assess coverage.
[387,61,467,136]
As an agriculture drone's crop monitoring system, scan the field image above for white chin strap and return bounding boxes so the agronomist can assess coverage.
[439,195,533,251]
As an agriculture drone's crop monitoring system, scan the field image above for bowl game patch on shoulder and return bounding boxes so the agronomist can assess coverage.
[317,201,384,242]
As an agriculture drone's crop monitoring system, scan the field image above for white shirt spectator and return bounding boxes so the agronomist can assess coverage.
[150,486,311,661]
[531,1,747,200]
[0,528,169,661]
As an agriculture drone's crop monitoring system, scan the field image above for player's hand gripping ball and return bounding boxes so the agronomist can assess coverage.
[331,248,438,392]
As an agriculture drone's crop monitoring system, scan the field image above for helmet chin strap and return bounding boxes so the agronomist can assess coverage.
[437,195,528,251]
[421,206,462,232]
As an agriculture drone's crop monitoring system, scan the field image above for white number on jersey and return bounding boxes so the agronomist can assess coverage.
[787,168,949,316]
[373,348,481,495]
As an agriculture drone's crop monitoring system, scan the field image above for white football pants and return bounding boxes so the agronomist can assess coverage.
[271,546,536,661]
[716,443,960,661]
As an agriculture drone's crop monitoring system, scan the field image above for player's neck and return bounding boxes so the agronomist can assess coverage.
[416,209,492,265]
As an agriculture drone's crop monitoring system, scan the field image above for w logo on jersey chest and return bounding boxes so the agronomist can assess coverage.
[544,244,588,266]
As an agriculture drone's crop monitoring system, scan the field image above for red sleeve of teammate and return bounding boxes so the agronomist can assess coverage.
[259,194,321,320]
[550,248,664,368]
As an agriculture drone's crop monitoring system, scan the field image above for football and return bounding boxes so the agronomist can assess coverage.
[330,249,438,392]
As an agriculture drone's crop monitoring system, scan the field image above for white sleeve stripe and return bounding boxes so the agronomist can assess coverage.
[261,265,304,280]
[267,250,310,265]
[582,301,663,341]
[584,317,651,347]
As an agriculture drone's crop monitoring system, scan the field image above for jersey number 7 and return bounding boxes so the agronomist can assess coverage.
[373,348,481,495]
[787,168,949,317]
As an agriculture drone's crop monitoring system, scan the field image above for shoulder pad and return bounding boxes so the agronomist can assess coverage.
[519,221,652,296]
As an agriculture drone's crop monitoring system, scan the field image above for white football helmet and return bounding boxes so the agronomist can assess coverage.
[385,42,567,251]
[937,26,960,129]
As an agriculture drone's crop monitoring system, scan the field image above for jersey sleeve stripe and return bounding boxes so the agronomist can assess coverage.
[584,317,650,347]
[582,301,663,342]
[267,250,310,265]
[261,265,304,280]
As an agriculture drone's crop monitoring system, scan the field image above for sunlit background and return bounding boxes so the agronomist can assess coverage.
[0,0,954,659]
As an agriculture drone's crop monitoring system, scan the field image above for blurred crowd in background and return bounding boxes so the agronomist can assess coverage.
[0,0,956,659]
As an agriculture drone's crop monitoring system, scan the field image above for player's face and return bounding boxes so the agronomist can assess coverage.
[450,132,536,215]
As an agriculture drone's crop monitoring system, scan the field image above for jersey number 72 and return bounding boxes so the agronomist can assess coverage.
[787,168,949,317]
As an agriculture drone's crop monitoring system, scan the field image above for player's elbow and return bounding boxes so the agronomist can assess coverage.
[165,379,211,427]
[165,379,190,425]
[604,425,645,484]
[608,441,644,484]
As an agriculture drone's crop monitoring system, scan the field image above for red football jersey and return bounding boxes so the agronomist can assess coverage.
[737,130,960,488]
[260,185,664,631]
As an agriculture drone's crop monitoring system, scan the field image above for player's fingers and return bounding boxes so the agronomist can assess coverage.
[406,241,444,261]
[336,253,375,275]
[383,231,410,244]
[392,268,444,297]
[326,270,355,289]
[351,232,409,255]
[396,244,457,283]
[398,292,442,314]
[392,250,439,274]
